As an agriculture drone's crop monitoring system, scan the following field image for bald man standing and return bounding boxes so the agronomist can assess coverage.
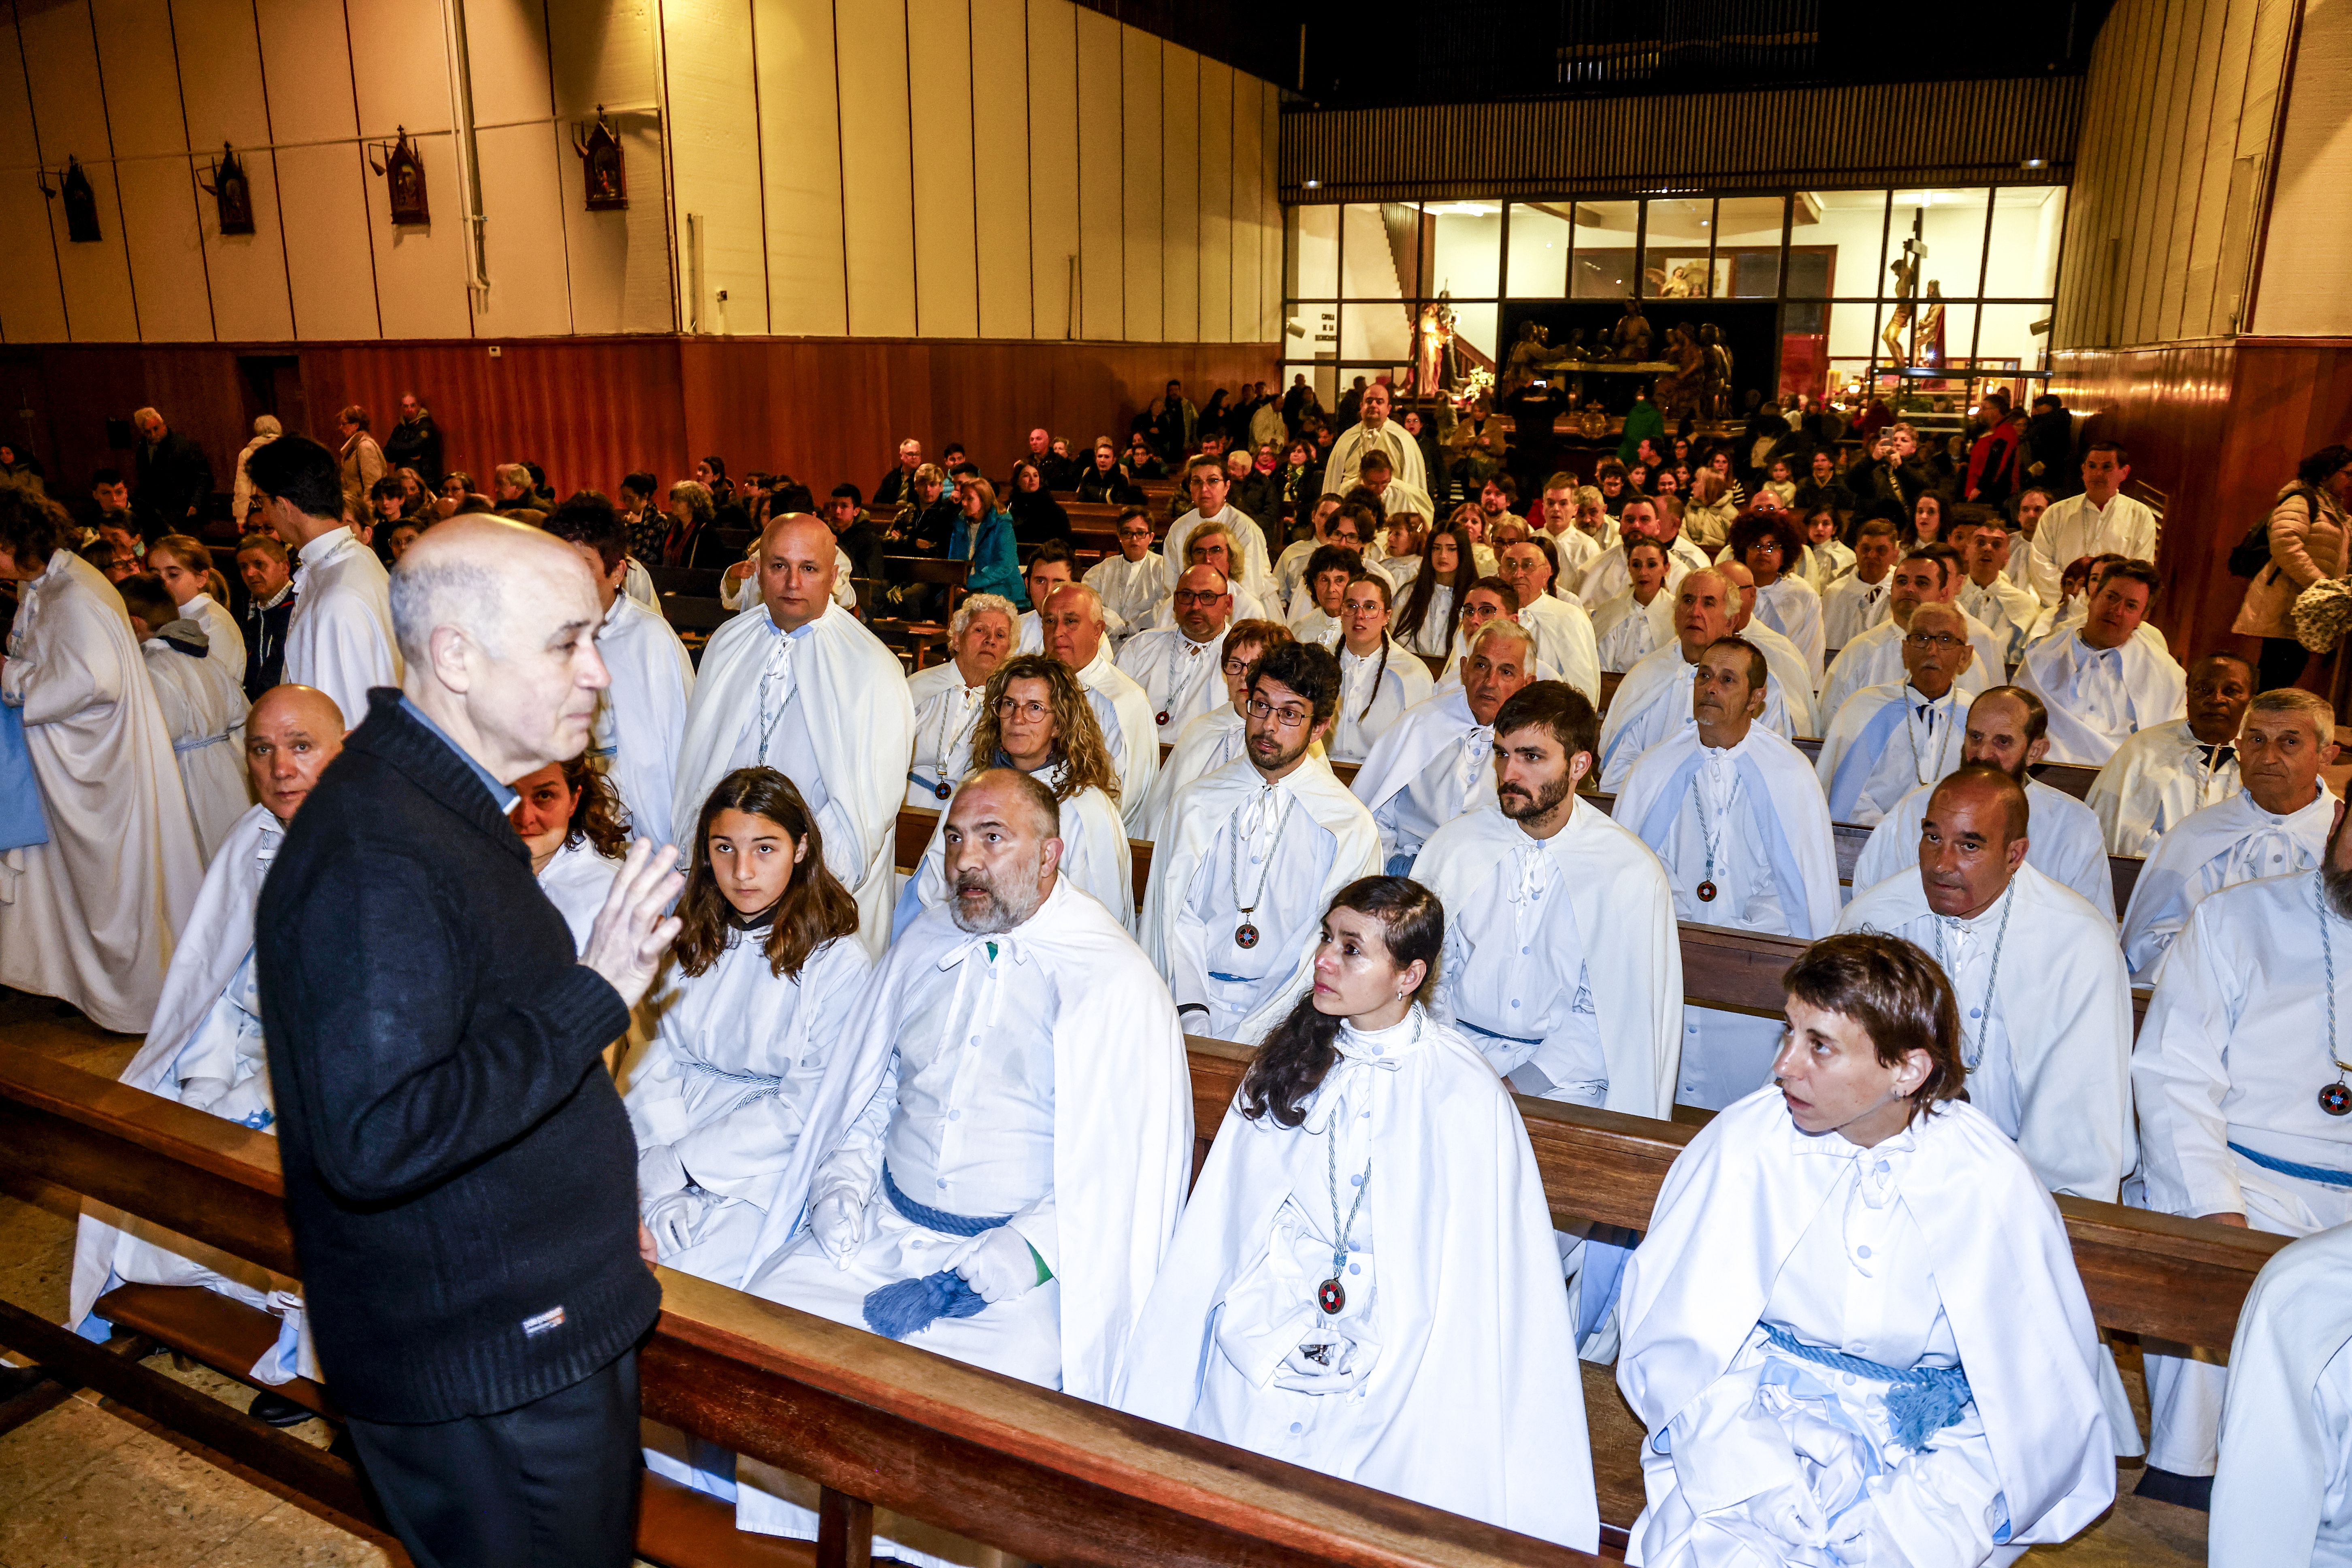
[258,518,686,1568]
[672,513,915,955]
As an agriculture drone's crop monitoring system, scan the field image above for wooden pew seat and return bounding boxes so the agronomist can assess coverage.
[91,1282,336,1420]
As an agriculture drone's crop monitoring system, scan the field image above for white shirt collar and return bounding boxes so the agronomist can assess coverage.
[297,527,356,569]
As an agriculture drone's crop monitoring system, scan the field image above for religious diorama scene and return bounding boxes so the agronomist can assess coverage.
[2,0,2349,1565]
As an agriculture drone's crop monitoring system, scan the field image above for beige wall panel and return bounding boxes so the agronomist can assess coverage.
[2154,0,2227,338]
[473,123,573,336]
[663,0,769,334]
[1073,7,1120,339]
[0,20,70,342]
[1159,45,1197,341]
[557,122,667,333]
[2179,0,2260,337]
[835,0,916,336]
[115,157,214,340]
[19,3,140,341]
[251,0,358,146]
[1119,26,1161,341]
[87,0,185,157]
[275,143,379,339]
[345,0,455,136]
[1259,81,1279,343]
[1196,58,1231,343]
[464,0,554,127]
[752,0,846,337]
[547,0,660,113]
[1026,0,1077,340]
[367,134,473,337]
[2255,0,2352,333]
[1230,71,1263,345]
[2138,0,2202,343]
[907,0,978,337]
[969,0,1030,339]
[199,144,294,341]
[172,0,271,149]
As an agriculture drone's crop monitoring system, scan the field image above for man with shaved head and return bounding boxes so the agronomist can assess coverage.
[673,511,915,954]
[257,518,688,1567]
[1596,567,1796,790]
[2088,652,2253,855]
[1617,635,1839,1109]
[1852,685,2117,916]
[68,684,347,1423]
[733,768,1189,1551]
[1815,600,1975,825]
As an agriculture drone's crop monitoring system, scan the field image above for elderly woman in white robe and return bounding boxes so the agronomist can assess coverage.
[1118,876,1600,1551]
[1618,932,2115,1568]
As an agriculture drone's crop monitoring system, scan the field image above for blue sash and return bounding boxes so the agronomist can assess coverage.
[860,1166,1015,1340]
[1761,1323,1975,1450]
[1634,747,1812,929]
[1825,697,1915,823]
[0,703,47,852]
[2230,1140,2352,1189]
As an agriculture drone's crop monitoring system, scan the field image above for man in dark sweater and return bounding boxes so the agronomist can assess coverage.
[258,514,683,1568]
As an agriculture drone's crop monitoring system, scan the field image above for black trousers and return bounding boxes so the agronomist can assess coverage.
[345,1349,641,1568]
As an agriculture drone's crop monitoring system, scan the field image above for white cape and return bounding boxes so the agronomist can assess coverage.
[2211,1222,2352,1568]
[1116,1012,1601,1550]
[2013,630,2189,767]
[1615,722,1841,940]
[1596,641,1793,793]
[2120,786,2338,983]
[141,629,252,864]
[592,592,695,848]
[1819,611,2002,725]
[282,528,399,730]
[2087,720,2241,858]
[1617,1089,2116,1556]
[1073,642,1161,828]
[671,601,914,957]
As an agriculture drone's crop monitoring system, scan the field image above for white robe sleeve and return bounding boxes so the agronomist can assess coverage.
[2131,896,2251,1219]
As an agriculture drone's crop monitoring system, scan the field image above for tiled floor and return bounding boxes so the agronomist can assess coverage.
[0,988,2211,1564]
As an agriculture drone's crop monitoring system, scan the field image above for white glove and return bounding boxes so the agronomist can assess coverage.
[948,1226,1043,1304]
[809,1187,867,1270]
[642,1188,720,1257]
[637,1142,691,1201]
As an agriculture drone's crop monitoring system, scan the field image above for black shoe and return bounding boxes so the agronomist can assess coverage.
[0,1362,49,1401]
[2133,1465,2213,1511]
[248,1388,316,1427]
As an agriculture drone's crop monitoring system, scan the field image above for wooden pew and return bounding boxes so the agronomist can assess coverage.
[0,1044,1606,1568]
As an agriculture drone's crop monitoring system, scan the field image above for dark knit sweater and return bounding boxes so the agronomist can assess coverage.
[258,689,655,1423]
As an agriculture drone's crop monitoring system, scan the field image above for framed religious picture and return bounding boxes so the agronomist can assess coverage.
[200,144,255,235]
[46,157,102,243]
[370,127,428,226]
[572,108,626,211]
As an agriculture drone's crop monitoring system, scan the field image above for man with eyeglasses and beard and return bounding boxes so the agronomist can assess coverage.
[1142,642,1380,1046]
[2128,792,2352,1510]
[734,767,1190,1548]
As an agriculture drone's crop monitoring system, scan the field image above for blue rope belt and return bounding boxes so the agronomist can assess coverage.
[1456,1018,1542,1047]
[863,1166,1014,1341]
[2231,1140,2352,1189]
[1761,1323,1974,1451]
[173,731,234,754]
[1207,971,1261,984]
[907,769,946,793]
[680,1058,784,1114]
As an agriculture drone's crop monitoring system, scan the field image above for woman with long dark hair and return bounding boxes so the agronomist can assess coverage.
[1390,522,1474,658]
[1118,876,1599,1547]
[508,753,633,951]
[1326,571,1434,763]
[622,767,867,1281]
[1005,458,1074,547]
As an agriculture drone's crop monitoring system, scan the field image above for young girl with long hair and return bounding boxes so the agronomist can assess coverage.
[1390,522,1475,658]
[1118,877,1600,1548]
[1326,573,1434,764]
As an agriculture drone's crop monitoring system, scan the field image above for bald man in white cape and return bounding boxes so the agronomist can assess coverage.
[1596,571,1794,793]
[2210,1222,2352,1567]
[0,541,202,1031]
[672,515,913,957]
[1041,583,1160,829]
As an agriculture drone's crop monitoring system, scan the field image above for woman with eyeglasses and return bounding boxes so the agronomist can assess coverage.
[897,654,1135,933]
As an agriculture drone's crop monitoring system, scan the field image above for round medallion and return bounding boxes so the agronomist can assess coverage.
[1155,710,1171,727]
[1317,1277,1346,1315]
[2322,1081,2352,1117]
[1696,880,1718,903]
[933,781,952,801]
[1235,921,1261,950]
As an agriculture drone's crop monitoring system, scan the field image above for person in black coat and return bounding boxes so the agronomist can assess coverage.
[1004,459,1072,547]
[382,394,444,486]
[258,516,683,1568]
[131,407,214,544]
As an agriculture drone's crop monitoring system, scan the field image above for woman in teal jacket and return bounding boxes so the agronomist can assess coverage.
[950,476,1027,606]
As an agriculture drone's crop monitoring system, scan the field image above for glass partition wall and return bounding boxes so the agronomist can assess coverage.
[1281,187,2066,428]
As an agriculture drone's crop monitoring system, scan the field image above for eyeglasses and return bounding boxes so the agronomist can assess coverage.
[1173,589,1227,606]
[1246,697,1312,729]
[1904,632,1964,650]
[1117,525,1153,539]
[994,698,1050,721]
[1222,657,1255,677]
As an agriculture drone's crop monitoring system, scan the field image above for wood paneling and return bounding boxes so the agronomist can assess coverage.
[907,0,979,339]
[1196,59,1232,343]
[1160,45,1199,343]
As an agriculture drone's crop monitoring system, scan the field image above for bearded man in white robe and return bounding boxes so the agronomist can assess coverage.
[1351,622,1537,872]
[248,434,398,729]
[543,494,695,844]
[1852,686,2118,918]
[1118,564,1236,741]
[2131,804,2352,1506]
[2013,559,2186,766]
[904,594,1015,806]
[0,491,203,1031]
[1816,602,1974,826]
[1819,545,2004,723]
[1597,570,1794,792]
[70,684,346,1410]
[2088,653,2251,856]
[1140,619,1295,840]
[121,573,251,863]
[1617,636,1839,1111]
[2122,686,2339,983]
[2210,1223,2352,1566]
[1145,643,1381,1044]
[734,769,1189,1548]
[1041,583,1159,828]
[1618,933,2117,1568]
[672,513,914,957]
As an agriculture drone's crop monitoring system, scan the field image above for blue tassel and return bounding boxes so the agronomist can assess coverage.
[862,1270,989,1340]
[1883,1378,1971,1452]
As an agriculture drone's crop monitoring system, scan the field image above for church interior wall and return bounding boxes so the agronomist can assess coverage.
[2250,0,2352,335]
